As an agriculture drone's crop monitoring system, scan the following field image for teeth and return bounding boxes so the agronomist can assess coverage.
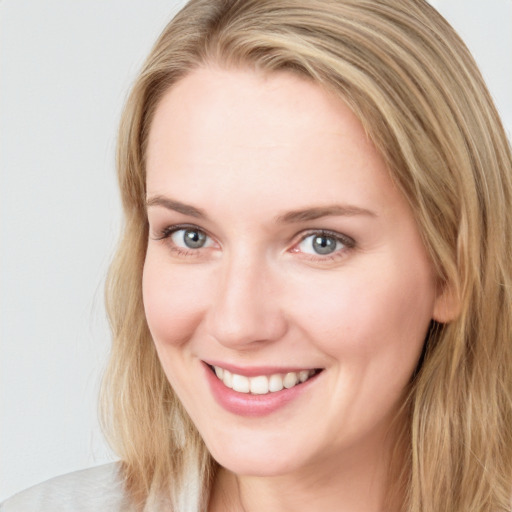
[250,375,269,395]
[223,369,233,388]
[283,372,298,388]
[268,374,284,392]
[213,366,316,395]
[232,374,250,393]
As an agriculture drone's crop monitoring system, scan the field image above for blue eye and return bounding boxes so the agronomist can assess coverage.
[297,232,349,256]
[170,228,211,249]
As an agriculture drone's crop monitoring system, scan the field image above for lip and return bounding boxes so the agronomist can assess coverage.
[204,360,319,377]
[202,361,322,417]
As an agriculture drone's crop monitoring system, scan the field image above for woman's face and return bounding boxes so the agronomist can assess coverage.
[143,67,447,478]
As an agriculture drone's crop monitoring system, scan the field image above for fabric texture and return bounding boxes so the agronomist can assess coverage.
[0,463,136,512]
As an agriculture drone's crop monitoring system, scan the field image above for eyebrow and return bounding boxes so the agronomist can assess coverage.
[146,195,375,223]
[275,205,376,223]
[146,195,208,219]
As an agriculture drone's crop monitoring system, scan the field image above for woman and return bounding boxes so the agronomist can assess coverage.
[3,0,511,511]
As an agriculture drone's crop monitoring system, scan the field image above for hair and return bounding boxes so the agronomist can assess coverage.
[100,1,512,511]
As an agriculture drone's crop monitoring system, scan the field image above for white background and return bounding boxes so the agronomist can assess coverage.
[1,0,511,501]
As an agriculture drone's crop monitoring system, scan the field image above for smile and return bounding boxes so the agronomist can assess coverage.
[210,365,320,395]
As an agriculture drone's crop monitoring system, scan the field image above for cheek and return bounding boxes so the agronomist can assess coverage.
[294,261,436,365]
[142,252,209,347]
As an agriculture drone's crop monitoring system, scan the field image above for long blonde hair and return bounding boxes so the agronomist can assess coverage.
[101,1,512,510]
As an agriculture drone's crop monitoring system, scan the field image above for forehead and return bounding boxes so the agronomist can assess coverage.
[145,66,401,215]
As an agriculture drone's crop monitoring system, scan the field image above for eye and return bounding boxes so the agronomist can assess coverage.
[170,228,212,249]
[295,231,353,257]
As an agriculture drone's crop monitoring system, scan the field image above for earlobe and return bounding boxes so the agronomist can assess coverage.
[432,281,461,324]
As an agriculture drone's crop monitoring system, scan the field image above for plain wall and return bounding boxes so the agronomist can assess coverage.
[0,0,187,500]
[1,0,511,501]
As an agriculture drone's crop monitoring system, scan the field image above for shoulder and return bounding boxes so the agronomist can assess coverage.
[0,463,136,512]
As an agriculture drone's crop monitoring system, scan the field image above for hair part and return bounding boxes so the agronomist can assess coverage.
[101,1,512,510]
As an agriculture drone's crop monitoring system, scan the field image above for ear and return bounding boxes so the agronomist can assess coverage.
[432,281,460,324]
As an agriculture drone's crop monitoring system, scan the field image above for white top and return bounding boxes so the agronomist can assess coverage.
[0,463,136,511]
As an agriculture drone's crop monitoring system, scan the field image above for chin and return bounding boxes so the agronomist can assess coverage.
[204,434,310,477]
[214,455,298,478]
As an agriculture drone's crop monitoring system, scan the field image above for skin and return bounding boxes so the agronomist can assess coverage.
[143,66,452,512]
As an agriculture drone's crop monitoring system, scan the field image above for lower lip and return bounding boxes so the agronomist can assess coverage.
[203,363,321,417]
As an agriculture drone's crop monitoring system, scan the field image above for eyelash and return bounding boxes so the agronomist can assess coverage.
[152,224,356,262]
[294,229,356,262]
[153,223,212,258]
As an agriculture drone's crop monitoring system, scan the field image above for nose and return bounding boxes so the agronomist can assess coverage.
[206,251,288,350]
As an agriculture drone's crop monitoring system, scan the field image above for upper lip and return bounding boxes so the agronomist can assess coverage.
[203,360,322,377]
